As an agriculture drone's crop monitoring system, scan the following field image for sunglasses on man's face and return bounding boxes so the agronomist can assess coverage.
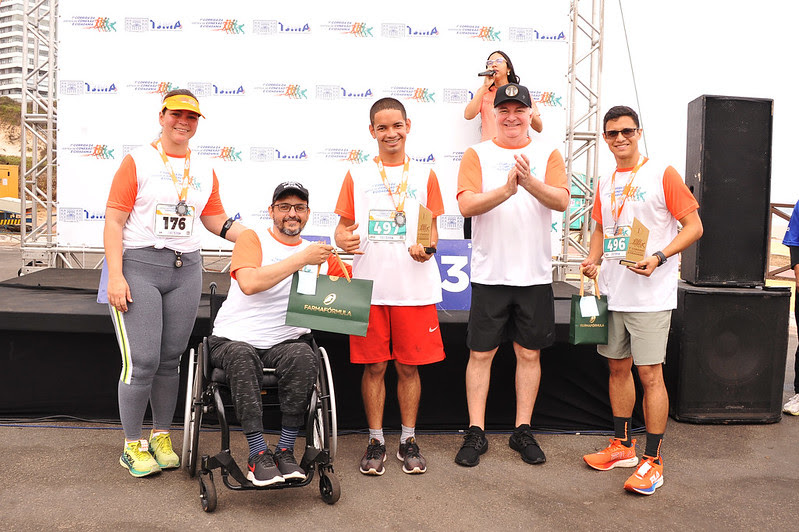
[603,128,639,139]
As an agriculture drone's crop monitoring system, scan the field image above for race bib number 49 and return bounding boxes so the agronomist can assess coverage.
[367,209,406,242]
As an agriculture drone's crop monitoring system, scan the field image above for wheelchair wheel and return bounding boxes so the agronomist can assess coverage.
[181,347,197,473]
[186,342,206,477]
[318,347,338,460]
[319,471,341,505]
[199,471,217,512]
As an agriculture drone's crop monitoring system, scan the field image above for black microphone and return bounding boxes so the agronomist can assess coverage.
[478,70,495,77]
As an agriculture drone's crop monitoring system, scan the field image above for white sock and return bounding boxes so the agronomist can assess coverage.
[368,428,385,445]
[400,424,415,444]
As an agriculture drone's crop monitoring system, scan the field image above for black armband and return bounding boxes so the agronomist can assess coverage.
[220,217,235,239]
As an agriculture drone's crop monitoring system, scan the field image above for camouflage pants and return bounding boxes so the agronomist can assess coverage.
[208,334,319,432]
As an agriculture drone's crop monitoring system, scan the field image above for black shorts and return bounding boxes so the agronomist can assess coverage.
[467,283,555,352]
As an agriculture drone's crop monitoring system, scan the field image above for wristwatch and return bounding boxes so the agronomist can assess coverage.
[653,251,667,267]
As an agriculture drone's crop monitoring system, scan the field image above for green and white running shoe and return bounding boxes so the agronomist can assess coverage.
[149,431,180,469]
[120,439,161,477]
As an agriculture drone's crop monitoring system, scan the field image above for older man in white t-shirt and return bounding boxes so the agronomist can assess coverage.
[455,83,569,468]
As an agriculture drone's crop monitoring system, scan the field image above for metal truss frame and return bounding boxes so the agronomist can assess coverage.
[556,0,604,280]
[19,0,58,274]
[19,0,603,277]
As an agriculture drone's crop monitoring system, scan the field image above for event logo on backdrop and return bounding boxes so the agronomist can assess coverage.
[63,16,118,32]
[127,81,178,94]
[59,80,118,95]
[192,19,245,34]
[194,146,244,162]
[449,25,501,41]
[65,143,115,159]
[380,24,440,38]
[124,18,183,32]
[188,82,246,97]
[252,20,311,35]
[316,86,374,100]
[255,83,309,99]
[57,0,570,253]
[318,148,371,164]
[320,21,375,37]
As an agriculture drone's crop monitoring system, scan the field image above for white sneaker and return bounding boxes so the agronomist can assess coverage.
[783,393,799,415]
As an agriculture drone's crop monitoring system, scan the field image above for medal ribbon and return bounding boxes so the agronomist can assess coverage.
[155,140,192,204]
[609,155,647,228]
[376,156,410,213]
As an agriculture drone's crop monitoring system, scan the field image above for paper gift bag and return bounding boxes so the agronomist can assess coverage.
[568,271,608,345]
[285,252,373,336]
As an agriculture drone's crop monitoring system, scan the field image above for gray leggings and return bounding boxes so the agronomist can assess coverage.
[109,247,201,440]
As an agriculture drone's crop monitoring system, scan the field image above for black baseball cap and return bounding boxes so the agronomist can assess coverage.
[272,181,309,204]
[493,83,532,108]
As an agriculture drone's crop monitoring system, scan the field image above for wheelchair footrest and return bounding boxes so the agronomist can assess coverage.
[300,447,329,472]
[204,451,251,487]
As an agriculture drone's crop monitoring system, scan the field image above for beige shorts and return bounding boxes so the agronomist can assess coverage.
[597,310,672,366]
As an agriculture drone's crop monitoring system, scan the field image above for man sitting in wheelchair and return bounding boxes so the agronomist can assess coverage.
[208,181,349,486]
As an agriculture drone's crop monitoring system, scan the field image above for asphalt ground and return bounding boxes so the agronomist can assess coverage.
[1,238,798,530]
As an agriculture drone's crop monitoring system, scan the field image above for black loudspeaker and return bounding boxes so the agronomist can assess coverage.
[666,282,789,423]
[682,95,773,287]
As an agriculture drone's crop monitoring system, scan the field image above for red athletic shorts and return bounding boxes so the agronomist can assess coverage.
[349,304,445,365]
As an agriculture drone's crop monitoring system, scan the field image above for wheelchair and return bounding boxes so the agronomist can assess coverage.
[181,283,340,512]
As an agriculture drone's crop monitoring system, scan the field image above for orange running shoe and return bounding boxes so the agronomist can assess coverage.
[583,438,638,471]
[624,456,664,495]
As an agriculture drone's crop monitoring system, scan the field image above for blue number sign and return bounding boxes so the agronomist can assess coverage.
[435,239,472,310]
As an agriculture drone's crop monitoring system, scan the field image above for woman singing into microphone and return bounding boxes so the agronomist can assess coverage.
[464,50,543,141]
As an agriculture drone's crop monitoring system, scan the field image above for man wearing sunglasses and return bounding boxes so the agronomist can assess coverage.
[580,106,703,495]
[208,181,348,487]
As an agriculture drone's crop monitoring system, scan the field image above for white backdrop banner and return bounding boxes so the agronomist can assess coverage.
[56,0,570,252]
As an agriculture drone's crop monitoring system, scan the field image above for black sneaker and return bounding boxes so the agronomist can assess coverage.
[273,447,307,481]
[509,424,546,464]
[455,426,488,467]
[397,437,427,474]
[359,438,387,475]
[247,449,284,486]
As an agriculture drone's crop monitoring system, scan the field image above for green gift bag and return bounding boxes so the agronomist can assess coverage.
[568,271,608,345]
[285,253,373,337]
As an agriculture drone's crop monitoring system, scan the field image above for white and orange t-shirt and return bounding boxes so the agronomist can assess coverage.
[335,157,444,306]
[106,143,225,253]
[212,229,348,349]
[592,159,699,311]
[457,138,568,286]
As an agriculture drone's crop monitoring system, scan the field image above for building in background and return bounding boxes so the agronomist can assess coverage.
[0,0,50,100]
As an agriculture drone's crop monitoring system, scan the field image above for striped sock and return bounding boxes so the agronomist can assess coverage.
[277,426,300,451]
[245,431,268,459]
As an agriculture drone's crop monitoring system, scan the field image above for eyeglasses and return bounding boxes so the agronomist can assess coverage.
[603,128,640,139]
[272,203,308,213]
[485,58,506,67]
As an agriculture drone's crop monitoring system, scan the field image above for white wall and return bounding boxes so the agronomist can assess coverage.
[601,0,796,202]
